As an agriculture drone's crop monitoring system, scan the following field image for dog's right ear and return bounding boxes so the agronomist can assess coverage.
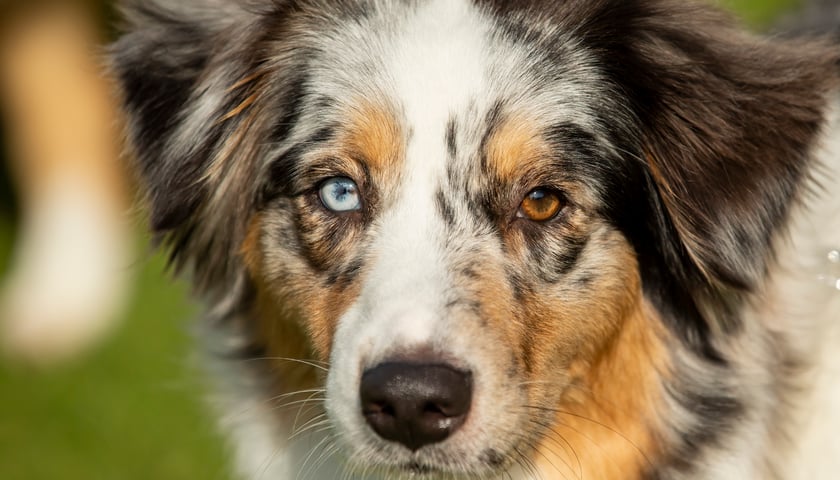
[110,1,307,289]
[111,1,256,234]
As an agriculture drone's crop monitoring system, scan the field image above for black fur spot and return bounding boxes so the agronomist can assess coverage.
[436,189,458,230]
[445,116,458,158]
[266,124,338,199]
[326,255,365,287]
[527,233,587,283]
[481,449,507,468]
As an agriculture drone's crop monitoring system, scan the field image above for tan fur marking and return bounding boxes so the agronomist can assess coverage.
[253,290,323,417]
[534,301,669,479]
[240,214,264,276]
[227,71,264,93]
[241,215,315,375]
[242,214,363,362]
[485,116,548,182]
[218,71,266,123]
[241,216,326,427]
[645,151,676,199]
[525,244,670,479]
[301,282,362,360]
[219,91,259,123]
[204,106,261,194]
[464,220,668,479]
[343,101,404,176]
[203,70,270,192]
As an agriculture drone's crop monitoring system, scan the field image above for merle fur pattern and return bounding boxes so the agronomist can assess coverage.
[111,1,840,478]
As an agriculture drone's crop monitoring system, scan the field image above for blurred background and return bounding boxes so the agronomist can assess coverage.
[0,0,806,479]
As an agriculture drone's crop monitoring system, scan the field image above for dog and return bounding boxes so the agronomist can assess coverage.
[111,0,840,478]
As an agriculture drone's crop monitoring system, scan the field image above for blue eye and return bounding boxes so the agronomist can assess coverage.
[318,177,362,213]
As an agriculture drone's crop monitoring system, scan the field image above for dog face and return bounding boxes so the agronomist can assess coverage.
[112,0,839,478]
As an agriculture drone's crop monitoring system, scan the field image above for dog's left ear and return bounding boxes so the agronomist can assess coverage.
[612,3,840,290]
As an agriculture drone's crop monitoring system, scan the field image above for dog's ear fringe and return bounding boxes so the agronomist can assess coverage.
[586,0,840,291]
[109,0,287,292]
[643,34,839,291]
[110,1,225,234]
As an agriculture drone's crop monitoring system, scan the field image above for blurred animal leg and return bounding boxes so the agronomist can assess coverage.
[0,1,132,365]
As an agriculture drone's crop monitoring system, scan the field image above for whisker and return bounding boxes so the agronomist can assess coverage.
[309,435,342,479]
[244,356,331,372]
[517,404,653,471]
[267,388,327,402]
[304,422,336,438]
[291,390,326,433]
[530,405,649,460]
[299,434,334,480]
[513,444,542,480]
[253,434,290,480]
[522,417,582,480]
[269,396,326,412]
[290,415,331,440]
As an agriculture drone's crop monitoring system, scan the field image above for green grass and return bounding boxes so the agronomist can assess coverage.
[0,221,230,480]
[0,1,804,479]
[722,0,800,28]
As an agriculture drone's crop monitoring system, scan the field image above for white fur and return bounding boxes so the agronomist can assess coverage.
[326,0,493,461]
[772,102,840,480]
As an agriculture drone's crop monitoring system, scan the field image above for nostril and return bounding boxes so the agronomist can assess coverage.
[360,362,473,451]
[362,401,392,416]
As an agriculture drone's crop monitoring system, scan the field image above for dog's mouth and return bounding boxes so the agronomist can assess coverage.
[333,435,526,480]
[402,461,441,476]
[397,460,504,478]
[343,455,510,480]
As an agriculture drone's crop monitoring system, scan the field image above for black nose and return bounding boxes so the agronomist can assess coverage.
[360,362,473,451]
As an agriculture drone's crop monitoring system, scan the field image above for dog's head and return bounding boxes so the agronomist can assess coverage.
[112,0,839,477]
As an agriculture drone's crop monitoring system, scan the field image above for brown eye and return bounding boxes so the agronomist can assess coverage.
[518,188,565,222]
